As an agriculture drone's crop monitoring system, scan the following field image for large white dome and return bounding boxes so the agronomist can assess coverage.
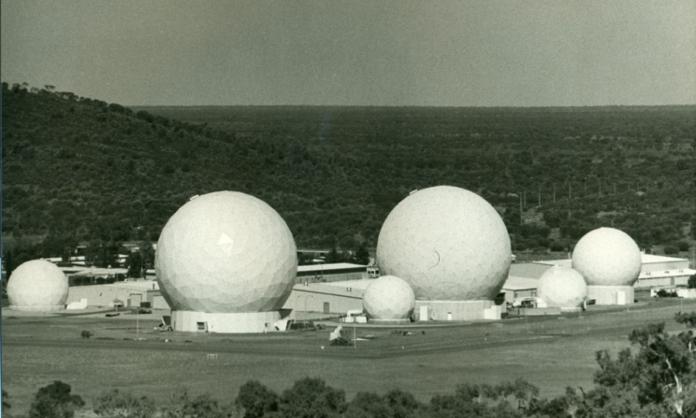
[376,186,511,301]
[537,266,587,308]
[363,275,415,320]
[572,227,641,286]
[7,259,68,311]
[155,191,297,313]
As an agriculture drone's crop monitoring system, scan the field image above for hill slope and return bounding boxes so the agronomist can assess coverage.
[2,83,695,266]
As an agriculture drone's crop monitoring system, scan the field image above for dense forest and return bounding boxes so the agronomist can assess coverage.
[2,82,695,267]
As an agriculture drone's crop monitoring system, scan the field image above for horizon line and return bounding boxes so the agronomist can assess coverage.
[129,103,696,109]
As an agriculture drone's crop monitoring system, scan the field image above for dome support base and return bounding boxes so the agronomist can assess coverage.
[586,285,634,305]
[171,310,291,333]
[414,300,500,321]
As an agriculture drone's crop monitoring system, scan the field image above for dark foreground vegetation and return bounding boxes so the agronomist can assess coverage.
[2,82,695,267]
[4,313,696,418]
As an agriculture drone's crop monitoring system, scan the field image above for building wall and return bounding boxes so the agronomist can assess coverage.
[149,293,169,309]
[283,287,363,315]
[296,271,366,283]
[504,288,537,303]
[67,282,159,307]
[68,285,141,307]
[171,310,282,333]
[414,300,494,321]
[587,285,634,305]
[635,275,692,289]
[641,260,689,273]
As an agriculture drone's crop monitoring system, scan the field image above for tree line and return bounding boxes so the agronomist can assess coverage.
[3,82,694,269]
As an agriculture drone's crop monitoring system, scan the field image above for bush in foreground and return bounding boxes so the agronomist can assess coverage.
[93,388,155,418]
[28,381,84,418]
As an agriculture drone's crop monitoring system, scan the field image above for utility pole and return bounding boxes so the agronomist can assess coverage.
[523,191,527,210]
[353,325,356,350]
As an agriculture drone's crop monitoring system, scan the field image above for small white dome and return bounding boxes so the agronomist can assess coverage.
[572,227,641,286]
[363,275,415,320]
[537,266,587,308]
[7,259,68,311]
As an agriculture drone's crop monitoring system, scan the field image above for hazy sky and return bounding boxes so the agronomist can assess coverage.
[2,0,695,106]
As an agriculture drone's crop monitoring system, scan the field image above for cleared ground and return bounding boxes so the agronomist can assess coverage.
[3,298,696,413]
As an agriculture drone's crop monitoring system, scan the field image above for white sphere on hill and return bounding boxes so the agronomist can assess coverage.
[156,191,297,313]
[572,227,641,286]
[7,259,68,311]
[376,185,512,300]
[363,275,415,320]
[537,266,587,308]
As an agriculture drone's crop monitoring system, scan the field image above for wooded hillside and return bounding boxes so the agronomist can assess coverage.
[3,82,694,265]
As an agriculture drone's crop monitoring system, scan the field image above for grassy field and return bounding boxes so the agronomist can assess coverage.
[3,298,696,413]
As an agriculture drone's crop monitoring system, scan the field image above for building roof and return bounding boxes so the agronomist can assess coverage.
[69,267,128,277]
[536,253,689,267]
[297,248,331,254]
[291,282,365,299]
[321,279,375,290]
[639,254,690,264]
[106,280,159,291]
[502,275,540,291]
[639,268,696,279]
[535,259,572,268]
[509,262,552,279]
[525,255,693,282]
[297,263,366,273]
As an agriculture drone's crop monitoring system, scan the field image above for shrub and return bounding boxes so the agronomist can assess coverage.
[235,380,278,418]
[28,381,84,418]
[279,377,346,418]
[160,390,233,418]
[664,245,679,255]
[689,274,696,289]
[2,389,10,411]
[94,389,155,418]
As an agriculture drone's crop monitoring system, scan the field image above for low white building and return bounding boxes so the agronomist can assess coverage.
[66,279,160,308]
[501,275,539,304]
[283,279,373,315]
[634,254,695,288]
[296,262,368,283]
[533,254,695,289]
[502,254,695,302]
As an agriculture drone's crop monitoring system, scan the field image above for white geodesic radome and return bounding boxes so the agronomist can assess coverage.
[363,275,415,320]
[537,266,587,308]
[155,191,297,313]
[376,185,512,301]
[572,227,641,286]
[7,259,68,311]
